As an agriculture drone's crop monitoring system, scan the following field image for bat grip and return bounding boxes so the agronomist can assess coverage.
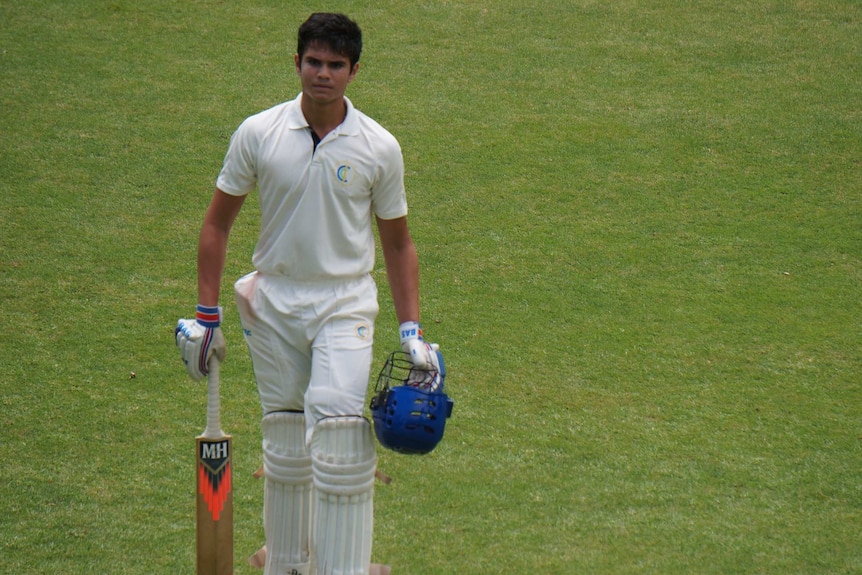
[203,357,224,438]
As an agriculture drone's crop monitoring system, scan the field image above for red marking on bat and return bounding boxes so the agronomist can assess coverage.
[199,461,232,521]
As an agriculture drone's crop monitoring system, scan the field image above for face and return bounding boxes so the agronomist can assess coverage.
[295,43,359,105]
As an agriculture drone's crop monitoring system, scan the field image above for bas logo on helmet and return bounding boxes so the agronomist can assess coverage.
[336,164,352,184]
[370,350,454,455]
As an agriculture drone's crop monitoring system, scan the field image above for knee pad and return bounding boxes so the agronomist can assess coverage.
[262,411,313,575]
[310,416,377,575]
[263,411,312,484]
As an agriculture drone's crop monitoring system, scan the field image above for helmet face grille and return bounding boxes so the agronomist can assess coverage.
[374,351,413,392]
[375,350,442,393]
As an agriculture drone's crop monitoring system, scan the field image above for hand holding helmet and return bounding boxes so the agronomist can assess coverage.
[399,321,439,370]
[369,347,453,455]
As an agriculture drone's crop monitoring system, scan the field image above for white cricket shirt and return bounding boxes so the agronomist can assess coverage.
[216,94,408,280]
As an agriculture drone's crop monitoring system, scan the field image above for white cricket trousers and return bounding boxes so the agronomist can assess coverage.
[234,271,379,441]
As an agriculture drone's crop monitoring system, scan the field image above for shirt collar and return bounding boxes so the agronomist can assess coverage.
[288,93,359,137]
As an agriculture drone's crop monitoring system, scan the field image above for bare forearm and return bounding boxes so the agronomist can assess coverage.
[196,189,245,307]
[197,221,229,307]
[383,240,420,324]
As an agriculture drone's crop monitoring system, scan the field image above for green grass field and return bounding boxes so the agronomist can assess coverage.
[1,1,860,573]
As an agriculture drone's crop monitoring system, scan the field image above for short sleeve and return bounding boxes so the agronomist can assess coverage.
[371,135,408,220]
[216,117,260,196]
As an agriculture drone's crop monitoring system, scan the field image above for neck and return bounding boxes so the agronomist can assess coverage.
[301,94,347,139]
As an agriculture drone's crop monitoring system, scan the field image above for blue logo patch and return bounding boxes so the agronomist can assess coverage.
[336,164,352,184]
[355,322,370,340]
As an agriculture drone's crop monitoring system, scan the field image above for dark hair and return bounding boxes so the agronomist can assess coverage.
[297,13,363,67]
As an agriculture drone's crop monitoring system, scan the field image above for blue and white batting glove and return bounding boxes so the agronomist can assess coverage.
[175,305,226,381]
[400,320,444,390]
[399,321,440,370]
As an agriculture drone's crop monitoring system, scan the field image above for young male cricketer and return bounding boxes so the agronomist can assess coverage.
[176,12,441,575]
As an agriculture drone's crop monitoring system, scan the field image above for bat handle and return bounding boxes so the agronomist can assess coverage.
[204,357,224,439]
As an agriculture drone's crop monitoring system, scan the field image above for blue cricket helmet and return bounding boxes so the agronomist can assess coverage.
[370,350,454,455]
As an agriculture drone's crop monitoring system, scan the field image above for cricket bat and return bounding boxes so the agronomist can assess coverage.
[196,358,234,574]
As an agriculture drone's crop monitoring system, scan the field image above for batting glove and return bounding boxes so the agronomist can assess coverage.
[399,321,439,370]
[176,305,226,381]
[406,342,445,391]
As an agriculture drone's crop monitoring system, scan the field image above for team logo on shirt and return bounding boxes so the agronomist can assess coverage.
[336,164,353,184]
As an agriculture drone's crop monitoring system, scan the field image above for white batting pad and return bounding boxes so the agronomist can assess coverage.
[310,417,377,575]
[262,411,313,575]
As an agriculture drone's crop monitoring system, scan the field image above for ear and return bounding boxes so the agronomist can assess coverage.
[348,61,360,83]
[294,53,301,75]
